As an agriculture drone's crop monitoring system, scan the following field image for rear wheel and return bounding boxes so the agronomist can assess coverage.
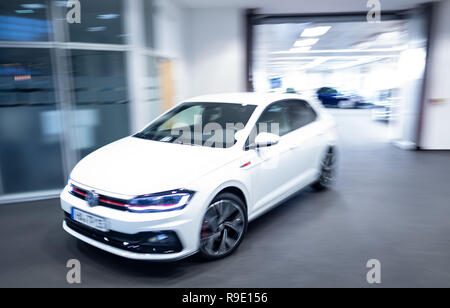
[312,148,337,191]
[199,193,247,260]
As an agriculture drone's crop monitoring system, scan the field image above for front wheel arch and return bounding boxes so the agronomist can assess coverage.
[214,186,247,211]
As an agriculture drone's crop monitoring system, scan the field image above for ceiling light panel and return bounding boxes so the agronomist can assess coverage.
[301,26,331,37]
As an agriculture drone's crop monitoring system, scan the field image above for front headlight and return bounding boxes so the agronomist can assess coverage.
[128,189,195,213]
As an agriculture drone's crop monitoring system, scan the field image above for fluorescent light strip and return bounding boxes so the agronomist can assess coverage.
[21,4,46,9]
[270,55,400,61]
[15,9,34,14]
[289,46,312,53]
[301,58,328,70]
[271,46,407,55]
[330,57,383,70]
[87,26,107,32]
[266,56,398,71]
[97,14,120,20]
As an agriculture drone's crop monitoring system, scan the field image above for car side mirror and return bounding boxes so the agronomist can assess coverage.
[254,132,280,148]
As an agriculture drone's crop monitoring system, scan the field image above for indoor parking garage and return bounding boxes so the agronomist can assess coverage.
[1,0,450,291]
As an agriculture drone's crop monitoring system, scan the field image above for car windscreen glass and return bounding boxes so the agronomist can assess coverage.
[134,103,257,148]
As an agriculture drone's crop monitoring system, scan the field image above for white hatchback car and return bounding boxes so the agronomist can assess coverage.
[61,93,338,261]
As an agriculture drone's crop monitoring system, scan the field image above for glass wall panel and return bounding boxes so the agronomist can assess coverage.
[0,0,51,41]
[144,0,154,48]
[70,50,130,158]
[0,48,64,195]
[0,0,156,200]
[64,0,126,44]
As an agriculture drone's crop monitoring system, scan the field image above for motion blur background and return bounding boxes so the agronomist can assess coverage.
[0,0,448,202]
[2,0,450,288]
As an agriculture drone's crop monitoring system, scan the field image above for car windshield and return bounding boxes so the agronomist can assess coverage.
[134,102,257,148]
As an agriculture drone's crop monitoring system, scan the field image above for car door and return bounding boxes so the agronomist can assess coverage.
[285,99,326,185]
[246,101,301,212]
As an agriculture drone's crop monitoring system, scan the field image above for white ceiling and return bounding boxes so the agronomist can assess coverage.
[253,20,408,74]
[175,0,437,14]
[255,21,407,52]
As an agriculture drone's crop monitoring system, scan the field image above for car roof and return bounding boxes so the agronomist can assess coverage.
[183,92,314,108]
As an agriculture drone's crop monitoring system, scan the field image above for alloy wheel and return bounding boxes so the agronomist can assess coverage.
[200,199,245,257]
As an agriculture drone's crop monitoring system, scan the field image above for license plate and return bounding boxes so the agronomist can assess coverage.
[71,208,109,232]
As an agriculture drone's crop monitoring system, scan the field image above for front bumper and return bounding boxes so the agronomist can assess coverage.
[64,212,183,254]
[60,185,200,261]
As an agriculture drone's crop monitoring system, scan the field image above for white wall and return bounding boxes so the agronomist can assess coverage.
[420,0,450,150]
[184,8,246,97]
[153,0,189,104]
[152,2,246,102]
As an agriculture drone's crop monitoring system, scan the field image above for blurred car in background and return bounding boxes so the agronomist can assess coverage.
[316,87,371,109]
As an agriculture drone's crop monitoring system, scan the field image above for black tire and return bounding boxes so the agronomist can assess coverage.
[198,192,247,260]
[312,147,337,191]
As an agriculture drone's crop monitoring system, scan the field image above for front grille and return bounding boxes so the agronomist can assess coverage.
[64,212,183,254]
[70,185,129,211]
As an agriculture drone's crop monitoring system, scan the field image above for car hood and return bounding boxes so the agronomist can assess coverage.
[70,137,236,196]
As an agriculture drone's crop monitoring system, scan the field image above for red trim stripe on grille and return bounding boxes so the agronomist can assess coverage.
[71,186,127,207]
[99,198,127,207]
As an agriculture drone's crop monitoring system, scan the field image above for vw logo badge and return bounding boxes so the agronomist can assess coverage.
[86,190,99,207]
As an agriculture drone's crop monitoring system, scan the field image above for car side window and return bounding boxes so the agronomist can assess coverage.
[255,102,292,137]
[288,100,317,131]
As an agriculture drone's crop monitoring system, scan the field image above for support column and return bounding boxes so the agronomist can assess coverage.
[124,0,150,133]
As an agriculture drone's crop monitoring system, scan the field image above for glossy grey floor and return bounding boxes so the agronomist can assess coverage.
[1,109,450,287]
